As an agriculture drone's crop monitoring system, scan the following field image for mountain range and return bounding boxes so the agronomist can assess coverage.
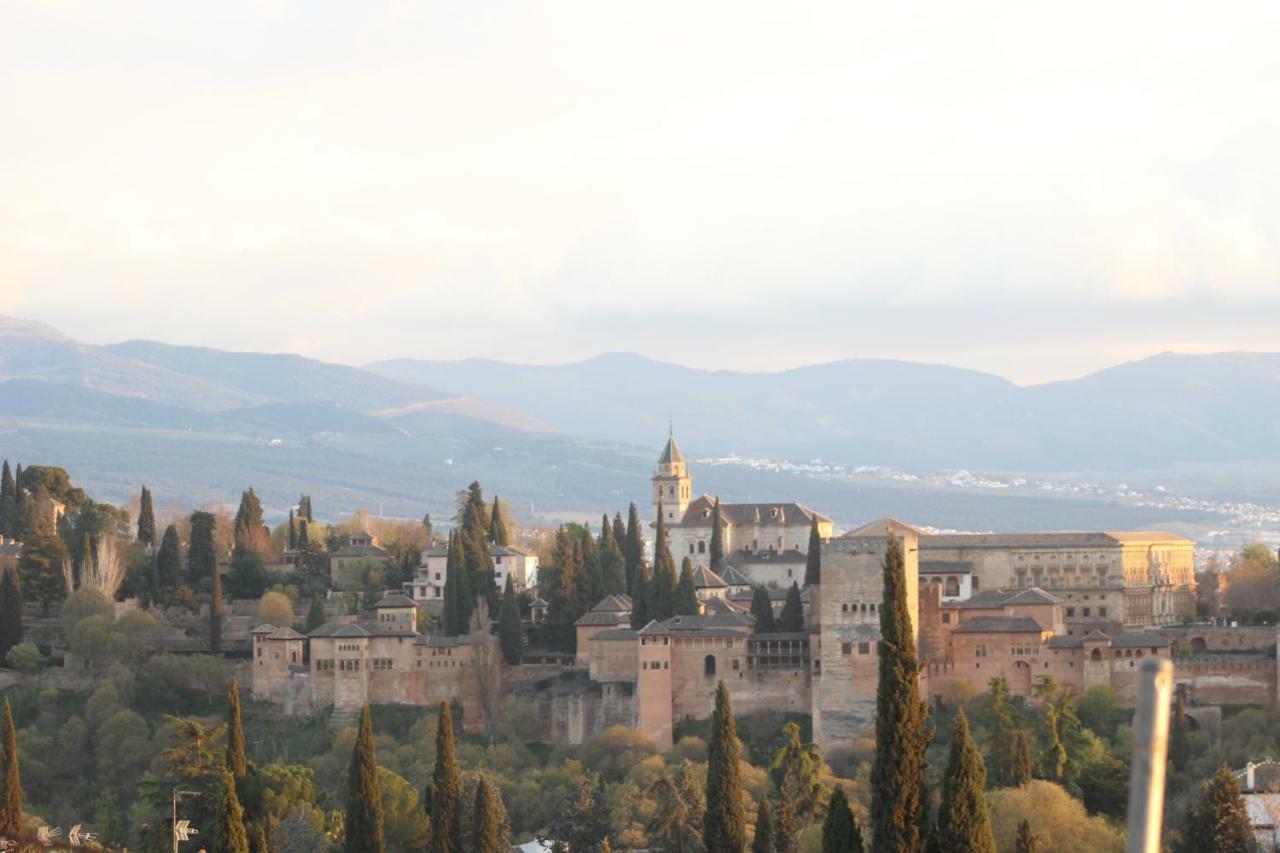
[1,314,1275,534]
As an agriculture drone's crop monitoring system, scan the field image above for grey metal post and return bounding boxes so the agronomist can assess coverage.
[1125,657,1174,853]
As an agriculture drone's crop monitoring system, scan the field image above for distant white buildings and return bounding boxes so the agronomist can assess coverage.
[403,541,539,603]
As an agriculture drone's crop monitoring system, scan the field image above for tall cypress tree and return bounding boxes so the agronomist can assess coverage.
[189,510,218,583]
[0,568,22,665]
[226,676,246,779]
[612,513,626,559]
[211,543,224,654]
[750,587,777,633]
[137,485,157,546]
[778,583,804,632]
[870,535,929,852]
[1012,731,1032,787]
[213,765,250,853]
[803,515,821,587]
[443,531,473,636]
[345,705,385,853]
[0,699,21,840]
[821,788,863,853]
[0,460,15,540]
[498,575,523,664]
[935,709,995,853]
[631,567,651,629]
[156,524,182,591]
[709,499,725,569]
[489,497,509,546]
[1180,762,1253,853]
[752,798,775,853]
[305,594,327,633]
[624,503,644,596]
[287,508,297,551]
[1013,821,1037,853]
[675,560,700,615]
[704,681,746,853]
[233,488,265,547]
[598,515,627,596]
[650,502,677,620]
[298,519,310,548]
[471,777,507,853]
[429,702,462,853]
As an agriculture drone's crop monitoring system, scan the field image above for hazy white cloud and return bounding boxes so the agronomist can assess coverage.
[2,1,1279,382]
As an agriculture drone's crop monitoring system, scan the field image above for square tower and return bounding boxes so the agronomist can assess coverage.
[653,430,693,527]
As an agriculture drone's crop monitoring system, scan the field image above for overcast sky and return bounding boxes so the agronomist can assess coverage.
[2,2,1279,384]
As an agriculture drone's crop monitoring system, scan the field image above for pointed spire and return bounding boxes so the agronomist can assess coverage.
[658,428,685,465]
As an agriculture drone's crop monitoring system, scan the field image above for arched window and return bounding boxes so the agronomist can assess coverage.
[704,655,717,677]
[1090,648,1102,661]
[944,577,960,597]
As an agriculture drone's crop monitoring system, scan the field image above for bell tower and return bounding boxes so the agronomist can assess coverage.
[652,427,692,527]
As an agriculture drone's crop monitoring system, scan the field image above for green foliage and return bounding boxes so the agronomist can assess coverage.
[137,485,157,546]
[471,776,508,853]
[650,759,706,853]
[804,516,820,588]
[675,560,701,616]
[1179,763,1253,853]
[499,576,524,665]
[0,568,23,665]
[443,531,473,637]
[935,709,995,853]
[227,544,270,599]
[597,516,627,596]
[490,496,509,546]
[227,676,246,778]
[651,502,677,622]
[5,643,42,676]
[430,702,463,853]
[624,503,645,598]
[753,798,775,853]
[710,499,725,570]
[346,705,386,853]
[17,533,67,617]
[821,788,862,853]
[704,682,747,853]
[1,700,22,839]
[1012,731,1032,788]
[213,765,251,853]
[157,524,182,590]
[1013,820,1037,853]
[549,772,609,853]
[305,594,328,633]
[0,461,16,540]
[986,782,1122,853]
[778,583,804,633]
[189,510,218,582]
[750,587,777,633]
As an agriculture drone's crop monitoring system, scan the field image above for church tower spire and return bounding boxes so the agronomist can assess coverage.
[653,428,692,529]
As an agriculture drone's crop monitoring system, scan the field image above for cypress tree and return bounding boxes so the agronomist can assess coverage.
[870,535,929,852]
[773,796,798,853]
[233,488,264,547]
[1180,762,1253,853]
[1012,731,1032,787]
[298,519,310,548]
[752,798,775,853]
[213,765,250,853]
[624,503,644,596]
[137,485,157,546]
[750,587,777,634]
[709,499,725,569]
[650,502,677,620]
[675,559,700,615]
[189,510,218,582]
[0,460,15,539]
[612,513,626,559]
[305,594,327,633]
[0,699,21,840]
[778,583,804,632]
[1170,695,1192,771]
[598,515,627,595]
[489,497,509,546]
[704,681,746,853]
[226,676,246,779]
[0,568,22,665]
[498,575,524,664]
[154,524,181,591]
[429,702,462,853]
[345,705,385,853]
[443,531,473,637]
[935,709,995,853]
[211,545,224,654]
[288,509,297,551]
[821,788,863,853]
[18,533,68,617]
[1013,820,1037,853]
[631,567,651,629]
[471,777,506,853]
[804,515,821,588]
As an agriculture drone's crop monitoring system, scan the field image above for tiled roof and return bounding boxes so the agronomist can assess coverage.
[330,624,371,638]
[679,496,831,528]
[843,517,925,538]
[374,593,417,609]
[722,549,806,566]
[251,624,278,634]
[576,610,632,627]
[690,565,727,588]
[415,634,467,647]
[638,612,755,637]
[957,588,1061,609]
[268,627,305,640]
[919,560,973,575]
[717,565,753,586]
[953,616,1049,634]
[1112,633,1170,648]
[589,594,633,613]
[589,627,638,642]
[703,596,747,615]
[921,531,1192,549]
[330,544,389,558]
[1047,636,1083,648]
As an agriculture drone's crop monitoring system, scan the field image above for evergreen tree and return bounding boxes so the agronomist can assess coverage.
[598,515,627,595]
[984,678,1016,787]
[498,575,524,664]
[443,531,473,637]
[345,705,385,853]
[704,681,747,853]
[778,583,804,632]
[233,488,265,547]
[0,568,22,666]
[710,499,725,569]
[752,798,775,853]
[612,513,627,559]
[770,722,823,847]
[1013,820,1037,853]
[489,497,509,546]
[0,699,21,840]
[213,765,250,853]
[549,773,609,853]
[0,460,15,540]
[227,544,269,599]
[1170,695,1192,771]
[1012,731,1032,787]
[935,709,995,853]
[1180,763,1253,853]
[821,788,863,853]
[137,485,157,545]
[631,567,651,629]
[870,535,929,852]
[157,524,182,590]
[305,594,327,633]
[211,551,224,653]
[804,515,821,588]
[298,519,310,548]
[17,532,67,617]
[750,587,777,633]
[675,560,700,615]
[429,702,462,853]
[471,777,507,853]
[288,508,297,551]
[189,510,218,582]
[624,503,645,596]
[299,495,313,522]
[774,796,798,853]
[581,524,605,604]
[226,676,246,779]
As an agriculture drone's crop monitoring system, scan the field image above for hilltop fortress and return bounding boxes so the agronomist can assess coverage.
[254,432,1257,753]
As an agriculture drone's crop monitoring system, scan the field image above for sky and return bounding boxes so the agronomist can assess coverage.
[2,1,1279,385]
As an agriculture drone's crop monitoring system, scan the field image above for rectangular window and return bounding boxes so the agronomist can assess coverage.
[841,642,853,655]
[858,642,871,655]
[1066,607,1075,617]
[1082,608,1091,617]
[942,613,951,624]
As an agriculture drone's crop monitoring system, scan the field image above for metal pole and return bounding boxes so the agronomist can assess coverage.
[1125,657,1174,853]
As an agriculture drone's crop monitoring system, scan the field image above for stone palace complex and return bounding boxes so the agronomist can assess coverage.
[254,431,1244,753]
